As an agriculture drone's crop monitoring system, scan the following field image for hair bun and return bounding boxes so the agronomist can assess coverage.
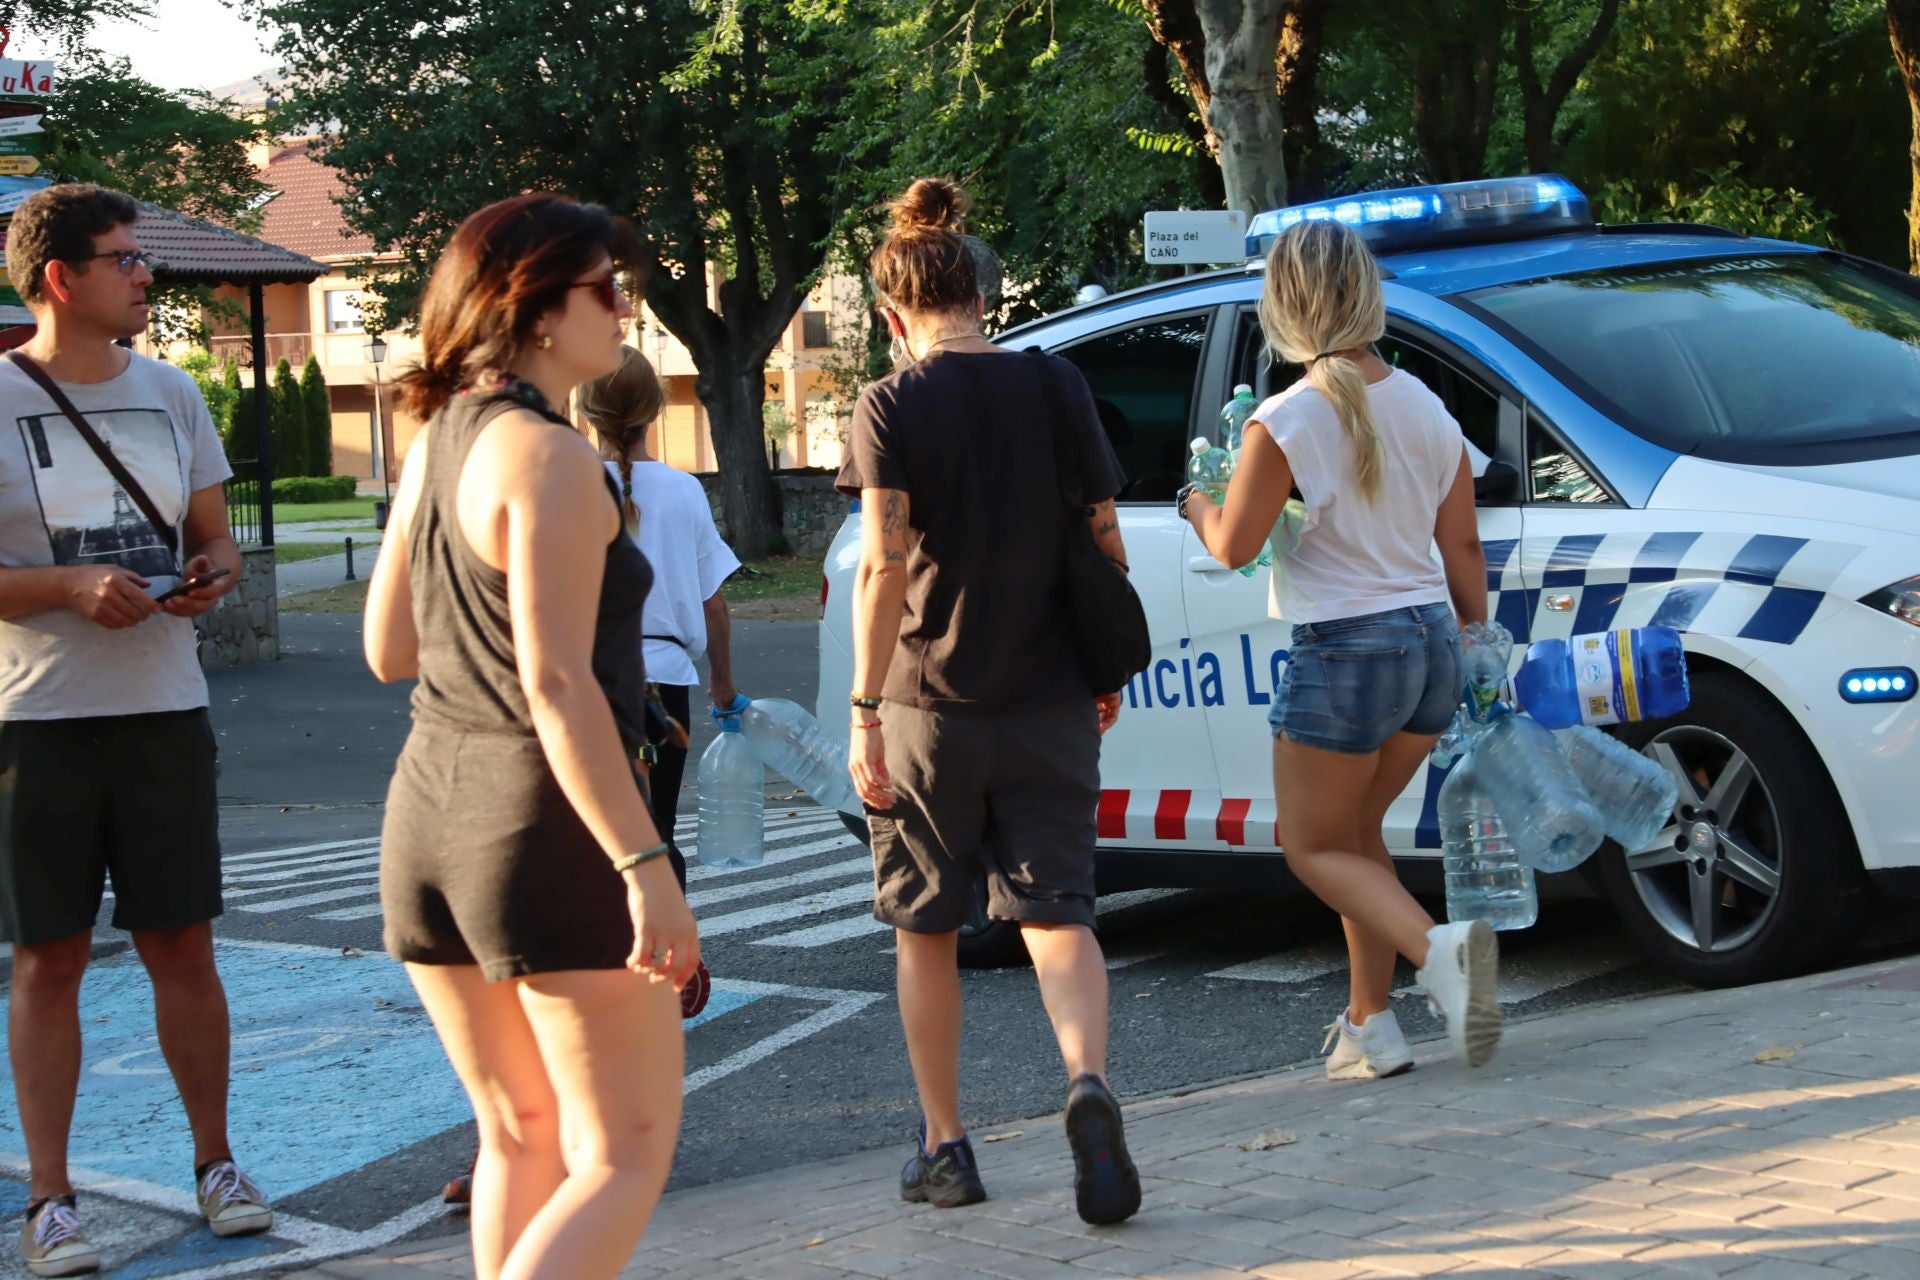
[889,178,970,235]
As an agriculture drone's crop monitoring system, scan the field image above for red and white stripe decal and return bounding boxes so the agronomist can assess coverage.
[1097,789,1282,848]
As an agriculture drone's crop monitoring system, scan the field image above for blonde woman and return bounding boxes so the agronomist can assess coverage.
[1181,219,1500,1076]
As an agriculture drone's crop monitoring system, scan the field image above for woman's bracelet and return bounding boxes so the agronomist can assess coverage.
[850,719,883,730]
[850,693,883,710]
[613,843,672,873]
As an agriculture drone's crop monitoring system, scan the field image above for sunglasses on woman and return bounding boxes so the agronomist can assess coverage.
[572,274,626,312]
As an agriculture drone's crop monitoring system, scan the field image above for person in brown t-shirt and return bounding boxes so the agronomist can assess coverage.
[836,178,1141,1226]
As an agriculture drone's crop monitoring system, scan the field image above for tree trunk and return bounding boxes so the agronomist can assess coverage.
[1199,0,1289,217]
[1513,0,1621,174]
[1409,16,1505,183]
[1148,0,1289,217]
[698,364,784,556]
[1277,0,1332,203]
[1891,0,1920,272]
[1144,37,1226,209]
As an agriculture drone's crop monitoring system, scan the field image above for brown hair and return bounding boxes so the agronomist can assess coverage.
[869,178,978,314]
[579,344,667,531]
[8,183,141,306]
[397,193,640,421]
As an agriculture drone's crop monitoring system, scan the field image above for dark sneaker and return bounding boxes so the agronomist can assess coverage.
[442,1157,475,1210]
[1064,1075,1141,1225]
[899,1126,986,1208]
[20,1196,99,1277]
[681,961,712,1019]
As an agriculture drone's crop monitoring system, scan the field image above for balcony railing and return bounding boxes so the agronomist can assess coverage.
[210,333,313,369]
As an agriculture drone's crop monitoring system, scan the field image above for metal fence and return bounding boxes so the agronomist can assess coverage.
[225,459,267,547]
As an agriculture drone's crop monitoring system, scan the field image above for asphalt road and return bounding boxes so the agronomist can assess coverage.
[3,613,1917,1279]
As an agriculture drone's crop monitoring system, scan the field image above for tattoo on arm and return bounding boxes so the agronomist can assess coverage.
[1095,519,1117,536]
[882,491,906,536]
[883,549,906,564]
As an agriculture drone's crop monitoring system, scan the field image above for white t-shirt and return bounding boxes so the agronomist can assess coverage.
[1255,368,1468,624]
[0,352,231,719]
[605,459,740,688]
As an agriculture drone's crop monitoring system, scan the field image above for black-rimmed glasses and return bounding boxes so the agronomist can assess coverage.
[77,250,156,276]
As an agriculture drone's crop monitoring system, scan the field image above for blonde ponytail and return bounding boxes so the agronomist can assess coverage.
[1257,220,1387,502]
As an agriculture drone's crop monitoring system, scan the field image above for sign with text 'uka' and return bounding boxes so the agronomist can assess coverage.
[0,59,55,95]
[1143,210,1248,265]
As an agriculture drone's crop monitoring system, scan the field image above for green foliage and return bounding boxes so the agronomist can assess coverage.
[762,399,794,447]
[271,474,360,504]
[269,358,307,479]
[219,360,249,459]
[1593,163,1841,247]
[300,355,333,477]
[176,349,238,446]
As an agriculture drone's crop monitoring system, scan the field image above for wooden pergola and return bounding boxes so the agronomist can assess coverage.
[134,201,328,545]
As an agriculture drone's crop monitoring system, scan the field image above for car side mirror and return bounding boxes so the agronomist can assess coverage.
[1474,460,1521,502]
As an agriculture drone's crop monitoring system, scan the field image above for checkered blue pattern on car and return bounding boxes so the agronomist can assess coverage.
[1415,528,1865,848]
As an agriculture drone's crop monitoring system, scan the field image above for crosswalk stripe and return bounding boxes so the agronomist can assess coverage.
[695,881,876,938]
[310,902,385,922]
[225,870,380,899]
[223,838,380,865]
[753,914,890,948]
[685,857,869,911]
[225,856,378,886]
[1207,954,1346,986]
[686,836,861,882]
[233,884,381,914]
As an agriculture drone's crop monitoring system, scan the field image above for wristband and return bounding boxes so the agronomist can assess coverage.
[850,719,883,730]
[850,694,883,709]
[613,843,671,872]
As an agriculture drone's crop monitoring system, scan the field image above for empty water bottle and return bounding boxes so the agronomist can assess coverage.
[1219,383,1258,454]
[1438,751,1538,931]
[1556,725,1679,853]
[697,707,765,868]
[1514,626,1690,729]
[739,698,861,816]
[1472,711,1606,874]
[1188,437,1233,501]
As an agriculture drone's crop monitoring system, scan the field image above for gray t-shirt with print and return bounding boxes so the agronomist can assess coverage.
[0,351,233,720]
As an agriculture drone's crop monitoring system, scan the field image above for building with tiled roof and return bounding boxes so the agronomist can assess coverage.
[254,142,381,262]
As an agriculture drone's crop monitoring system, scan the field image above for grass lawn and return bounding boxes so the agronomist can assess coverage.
[281,579,370,614]
[274,533,379,565]
[274,495,382,524]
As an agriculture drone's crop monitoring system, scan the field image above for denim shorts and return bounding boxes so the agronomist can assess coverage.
[1269,602,1463,755]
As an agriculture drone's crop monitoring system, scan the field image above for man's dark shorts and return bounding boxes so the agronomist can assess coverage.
[0,709,223,946]
[868,701,1100,933]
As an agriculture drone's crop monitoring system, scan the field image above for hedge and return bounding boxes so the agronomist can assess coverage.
[271,475,360,503]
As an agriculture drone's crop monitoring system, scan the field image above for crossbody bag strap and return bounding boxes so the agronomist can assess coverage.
[1024,347,1089,519]
[6,351,180,558]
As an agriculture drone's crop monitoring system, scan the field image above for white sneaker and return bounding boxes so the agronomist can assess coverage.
[1415,920,1502,1067]
[20,1195,99,1277]
[195,1161,273,1238]
[1322,1008,1415,1081]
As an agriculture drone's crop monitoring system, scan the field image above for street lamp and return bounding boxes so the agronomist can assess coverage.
[364,334,390,526]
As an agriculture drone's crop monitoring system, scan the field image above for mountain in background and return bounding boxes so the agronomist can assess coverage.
[209,70,282,107]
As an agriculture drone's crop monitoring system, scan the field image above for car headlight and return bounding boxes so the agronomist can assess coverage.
[1861,575,1920,627]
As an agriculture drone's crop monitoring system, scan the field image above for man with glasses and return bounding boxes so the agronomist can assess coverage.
[0,184,270,1277]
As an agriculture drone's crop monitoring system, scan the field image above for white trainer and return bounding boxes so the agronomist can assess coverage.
[1322,1008,1415,1081]
[1415,919,1502,1067]
[195,1161,273,1238]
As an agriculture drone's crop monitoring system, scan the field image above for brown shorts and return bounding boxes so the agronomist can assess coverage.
[381,725,643,982]
[868,701,1100,933]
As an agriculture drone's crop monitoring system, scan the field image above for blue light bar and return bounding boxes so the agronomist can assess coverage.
[1246,176,1592,259]
[1839,667,1916,704]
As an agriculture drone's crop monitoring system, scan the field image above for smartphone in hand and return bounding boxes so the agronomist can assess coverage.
[154,567,232,604]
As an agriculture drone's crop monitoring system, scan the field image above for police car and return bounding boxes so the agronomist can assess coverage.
[819,175,1920,988]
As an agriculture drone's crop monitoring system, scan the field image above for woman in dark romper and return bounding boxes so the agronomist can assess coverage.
[364,193,699,1280]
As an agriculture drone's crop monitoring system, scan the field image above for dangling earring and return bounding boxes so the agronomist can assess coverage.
[889,332,910,366]
[537,335,553,350]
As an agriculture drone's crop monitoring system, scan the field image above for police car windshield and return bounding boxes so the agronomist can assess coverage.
[1459,254,1920,465]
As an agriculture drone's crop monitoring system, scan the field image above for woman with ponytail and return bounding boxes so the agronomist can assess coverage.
[1182,219,1499,1078]
[838,178,1141,1225]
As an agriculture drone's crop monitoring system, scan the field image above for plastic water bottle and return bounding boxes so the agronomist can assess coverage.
[1438,751,1538,931]
[1556,725,1679,853]
[1188,437,1233,500]
[739,698,861,817]
[696,711,765,868]
[1219,383,1258,454]
[1472,712,1606,874]
[1514,626,1690,729]
[1460,620,1516,723]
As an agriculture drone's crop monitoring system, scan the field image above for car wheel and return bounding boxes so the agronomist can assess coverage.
[1596,670,1869,988]
[837,813,1030,968]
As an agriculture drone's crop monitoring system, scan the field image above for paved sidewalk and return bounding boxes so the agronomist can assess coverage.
[288,956,1920,1280]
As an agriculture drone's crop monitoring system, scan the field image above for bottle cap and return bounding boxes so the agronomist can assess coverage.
[1233,384,1253,397]
[1190,437,1211,455]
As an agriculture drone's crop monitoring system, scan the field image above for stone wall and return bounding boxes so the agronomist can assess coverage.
[195,546,279,668]
[693,469,849,558]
